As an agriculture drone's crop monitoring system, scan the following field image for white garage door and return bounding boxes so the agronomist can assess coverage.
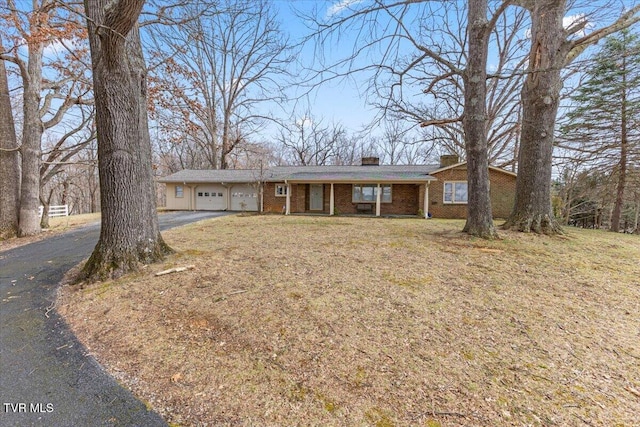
[230,184,258,211]
[196,185,227,210]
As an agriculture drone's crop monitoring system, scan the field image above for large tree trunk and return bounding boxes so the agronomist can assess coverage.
[462,0,497,239]
[80,0,171,282]
[39,189,53,229]
[0,57,20,239]
[634,198,639,234]
[504,0,566,234]
[610,54,628,233]
[18,40,44,237]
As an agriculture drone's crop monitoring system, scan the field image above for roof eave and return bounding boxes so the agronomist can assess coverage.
[285,178,437,184]
[428,161,517,177]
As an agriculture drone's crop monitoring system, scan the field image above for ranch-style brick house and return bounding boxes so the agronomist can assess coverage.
[158,156,516,219]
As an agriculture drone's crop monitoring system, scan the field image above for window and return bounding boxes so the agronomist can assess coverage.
[175,185,184,198]
[275,184,288,197]
[197,192,203,197]
[352,184,392,203]
[443,181,468,203]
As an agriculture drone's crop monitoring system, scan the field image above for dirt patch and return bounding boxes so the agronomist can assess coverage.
[58,216,640,426]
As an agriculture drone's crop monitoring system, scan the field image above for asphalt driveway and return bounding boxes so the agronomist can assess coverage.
[0,211,231,427]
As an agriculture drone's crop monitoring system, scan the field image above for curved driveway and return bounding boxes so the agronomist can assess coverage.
[0,211,230,427]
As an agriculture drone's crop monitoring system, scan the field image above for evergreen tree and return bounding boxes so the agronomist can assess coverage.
[562,29,640,232]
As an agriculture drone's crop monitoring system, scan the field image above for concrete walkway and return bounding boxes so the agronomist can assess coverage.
[0,212,229,426]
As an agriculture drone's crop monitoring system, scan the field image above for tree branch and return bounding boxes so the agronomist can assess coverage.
[566,5,640,65]
[420,116,463,128]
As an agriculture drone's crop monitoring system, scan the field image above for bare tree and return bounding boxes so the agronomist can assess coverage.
[1,0,91,236]
[302,0,514,237]
[505,1,640,233]
[39,111,95,228]
[80,0,171,281]
[461,0,507,238]
[147,0,293,170]
[278,111,347,166]
[331,132,377,166]
[0,54,20,238]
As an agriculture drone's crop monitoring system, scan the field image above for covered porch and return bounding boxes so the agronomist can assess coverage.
[281,172,435,218]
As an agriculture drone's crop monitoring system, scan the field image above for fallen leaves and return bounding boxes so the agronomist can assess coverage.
[58,216,640,426]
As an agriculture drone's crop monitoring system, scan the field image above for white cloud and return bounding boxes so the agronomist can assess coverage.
[327,0,365,18]
[563,14,591,37]
[296,116,313,128]
[43,40,65,58]
[523,14,592,40]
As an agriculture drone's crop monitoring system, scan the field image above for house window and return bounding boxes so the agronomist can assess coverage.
[175,185,184,198]
[352,184,392,203]
[275,184,288,197]
[443,181,468,204]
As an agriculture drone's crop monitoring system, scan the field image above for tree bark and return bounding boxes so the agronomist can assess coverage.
[504,0,566,234]
[80,0,171,281]
[462,0,497,239]
[40,201,50,229]
[17,38,44,237]
[610,50,628,233]
[0,57,20,239]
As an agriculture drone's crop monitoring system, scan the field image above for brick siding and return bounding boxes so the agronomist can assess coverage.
[262,168,516,219]
[428,165,516,219]
[263,182,421,215]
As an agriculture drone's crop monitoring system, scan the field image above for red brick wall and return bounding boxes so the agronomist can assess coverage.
[264,183,420,215]
[263,171,515,219]
[382,184,420,215]
[262,182,291,213]
[428,166,516,219]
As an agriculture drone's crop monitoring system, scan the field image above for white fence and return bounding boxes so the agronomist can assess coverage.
[38,205,69,218]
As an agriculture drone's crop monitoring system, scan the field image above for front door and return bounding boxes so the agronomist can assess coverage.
[310,184,323,211]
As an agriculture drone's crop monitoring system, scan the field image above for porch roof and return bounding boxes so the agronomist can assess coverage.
[282,170,436,183]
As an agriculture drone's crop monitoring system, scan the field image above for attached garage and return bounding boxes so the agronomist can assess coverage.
[195,185,227,210]
[230,184,258,211]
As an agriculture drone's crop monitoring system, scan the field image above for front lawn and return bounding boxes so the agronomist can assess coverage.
[59,215,640,426]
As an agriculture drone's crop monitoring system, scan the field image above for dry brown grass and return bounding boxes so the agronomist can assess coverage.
[58,215,640,427]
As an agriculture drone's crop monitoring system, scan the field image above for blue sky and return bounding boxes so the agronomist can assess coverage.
[267,0,639,136]
[270,0,385,133]
[5,0,638,141]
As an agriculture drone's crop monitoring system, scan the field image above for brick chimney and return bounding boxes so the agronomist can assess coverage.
[439,154,459,168]
[361,157,380,166]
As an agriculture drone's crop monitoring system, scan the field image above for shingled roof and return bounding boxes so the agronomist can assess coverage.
[158,169,266,183]
[159,164,441,183]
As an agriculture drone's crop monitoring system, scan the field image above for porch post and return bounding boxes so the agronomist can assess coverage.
[259,182,264,213]
[424,182,429,218]
[285,181,291,215]
[330,183,335,216]
[376,183,381,217]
